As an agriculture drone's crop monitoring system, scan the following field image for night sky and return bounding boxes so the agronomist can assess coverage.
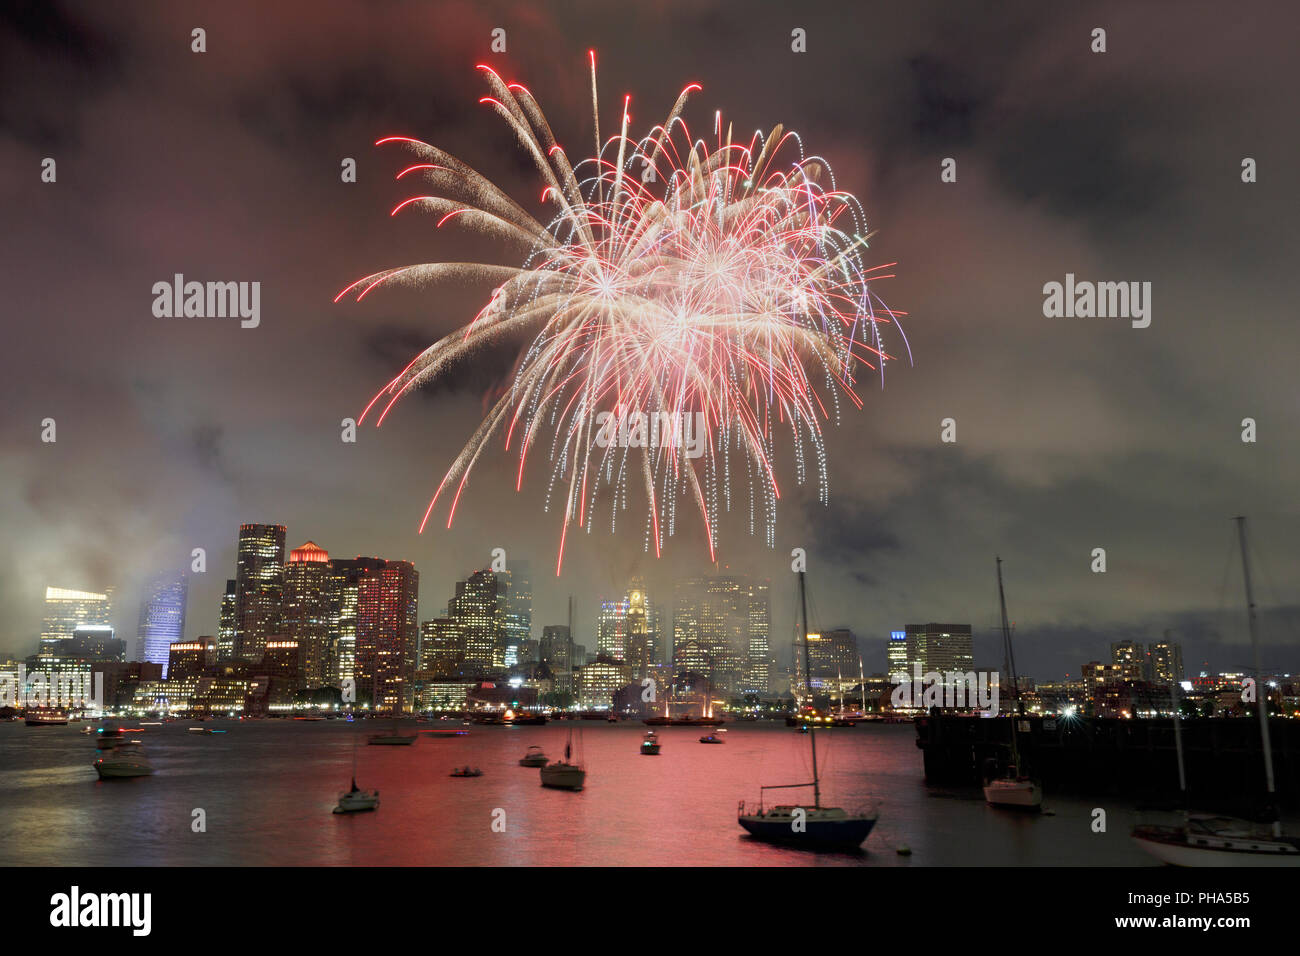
[4,0,1299,681]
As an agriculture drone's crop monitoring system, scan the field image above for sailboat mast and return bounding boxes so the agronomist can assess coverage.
[566,594,575,759]
[996,557,1024,777]
[798,570,820,809]
[1234,516,1277,832]
[1169,679,1187,800]
[996,557,1023,716]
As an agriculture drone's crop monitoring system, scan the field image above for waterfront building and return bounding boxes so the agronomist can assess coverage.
[575,656,631,709]
[744,580,771,696]
[233,523,286,662]
[420,617,464,675]
[1110,640,1147,682]
[217,579,237,660]
[448,570,506,670]
[1149,636,1185,683]
[39,587,113,659]
[903,624,974,677]
[281,541,339,688]
[167,638,218,682]
[597,598,628,661]
[497,562,532,668]
[355,561,419,713]
[672,574,770,697]
[888,630,909,680]
[330,557,388,685]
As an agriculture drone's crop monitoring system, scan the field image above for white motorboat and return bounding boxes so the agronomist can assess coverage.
[93,742,154,779]
[519,745,548,767]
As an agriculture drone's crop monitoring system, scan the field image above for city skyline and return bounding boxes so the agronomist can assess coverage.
[4,1,1300,683]
[15,515,1292,692]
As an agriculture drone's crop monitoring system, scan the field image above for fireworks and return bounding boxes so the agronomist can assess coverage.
[337,56,908,573]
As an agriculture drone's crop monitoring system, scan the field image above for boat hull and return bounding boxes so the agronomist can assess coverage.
[738,814,876,849]
[539,763,586,791]
[94,762,153,779]
[368,736,417,746]
[1132,826,1300,867]
[983,779,1042,810]
[334,794,379,813]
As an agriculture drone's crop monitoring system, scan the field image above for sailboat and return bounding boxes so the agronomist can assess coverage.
[334,727,379,813]
[737,569,878,849]
[982,557,1043,810]
[540,723,587,789]
[1131,517,1299,865]
[367,714,418,745]
[540,596,587,791]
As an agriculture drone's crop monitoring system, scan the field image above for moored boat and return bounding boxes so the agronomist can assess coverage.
[738,568,878,850]
[333,778,379,813]
[1130,517,1299,866]
[93,742,153,779]
[983,557,1043,812]
[25,710,69,726]
[519,745,548,767]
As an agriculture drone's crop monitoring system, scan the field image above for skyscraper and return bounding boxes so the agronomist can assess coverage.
[597,599,628,661]
[806,627,859,700]
[355,560,419,713]
[449,570,505,670]
[1149,635,1184,683]
[282,541,339,688]
[233,523,286,662]
[903,624,974,677]
[331,557,388,686]
[625,586,651,676]
[136,570,189,673]
[1110,640,1147,681]
[496,562,532,667]
[540,624,573,679]
[701,577,750,695]
[672,575,769,696]
[672,577,707,675]
[888,630,909,680]
[419,618,464,675]
[744,580,770,695]
[217,579,237,661]
[40,587,113,659]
